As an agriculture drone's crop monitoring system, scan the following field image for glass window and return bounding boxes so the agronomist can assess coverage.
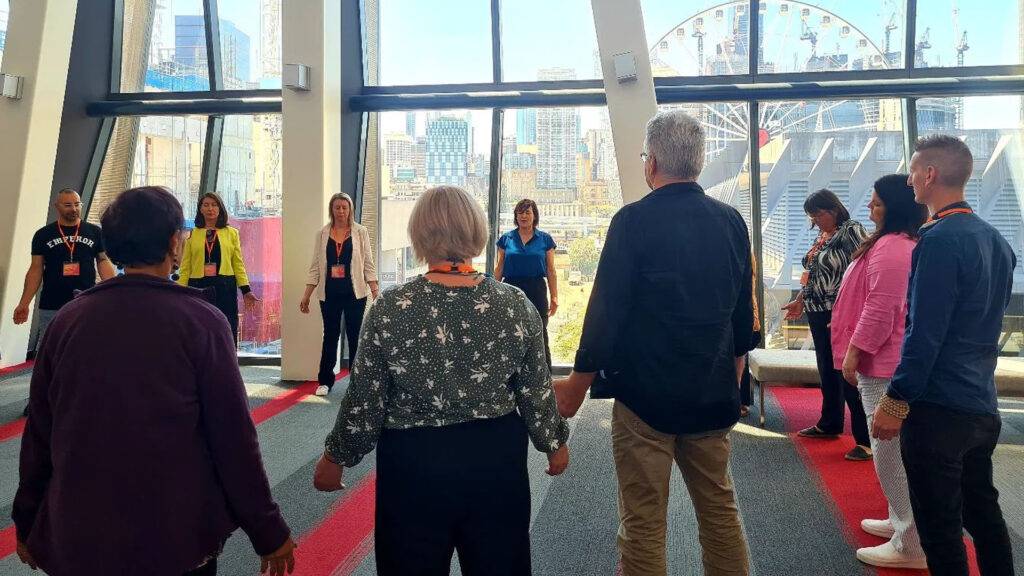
[218,115,283,356]
[758,98,904,349]
[658,102,753,230]
[372,110,492,288]
[121,0,210,92]
[916,95,1024,354]
[758,0,906,74]
[0,0,9,68]
[89,115,208,223]
[501,0,600,82]
[500,107,623,365]
[915,1,1019,68]
[374,0,492,86]
[216,0,281,89]
[643,0,750,76]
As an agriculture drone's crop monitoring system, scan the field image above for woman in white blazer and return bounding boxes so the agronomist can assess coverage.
[300,192,379,396]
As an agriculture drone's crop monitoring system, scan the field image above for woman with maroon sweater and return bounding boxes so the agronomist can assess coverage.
[13,186,295,576]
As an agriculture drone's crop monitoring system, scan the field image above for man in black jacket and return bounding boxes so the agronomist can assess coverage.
[555,110,753,576]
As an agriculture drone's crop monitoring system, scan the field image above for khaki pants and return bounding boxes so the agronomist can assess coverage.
[612,401,749,576]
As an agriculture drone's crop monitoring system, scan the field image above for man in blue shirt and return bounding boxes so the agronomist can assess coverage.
[873,135,1016,575]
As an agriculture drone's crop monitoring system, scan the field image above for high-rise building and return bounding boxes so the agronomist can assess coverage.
[175,16,250,86]
[536,68,580,190]
[406,112,417,138]
[426,115,470,186]
[174,15,206,73]
[384,132,415,177]
[516,109,537,146]
[414,136,427,180]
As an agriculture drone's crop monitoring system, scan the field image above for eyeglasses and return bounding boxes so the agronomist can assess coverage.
[640,152,650,162]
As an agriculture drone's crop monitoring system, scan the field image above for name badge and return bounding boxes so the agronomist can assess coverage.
[800,271,809,286]
[331,265,347,279]
[63,262,81,277]
[204,263,218,277]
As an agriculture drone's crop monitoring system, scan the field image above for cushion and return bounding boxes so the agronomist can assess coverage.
[748,349,820,385]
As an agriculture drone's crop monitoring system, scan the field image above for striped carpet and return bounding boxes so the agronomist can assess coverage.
[1,365,1023,575]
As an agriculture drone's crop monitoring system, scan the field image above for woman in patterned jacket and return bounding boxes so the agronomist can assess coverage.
[313,185,570,576]
[781,188,871,461]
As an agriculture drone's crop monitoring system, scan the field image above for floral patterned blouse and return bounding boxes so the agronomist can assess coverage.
[325,275,570,467]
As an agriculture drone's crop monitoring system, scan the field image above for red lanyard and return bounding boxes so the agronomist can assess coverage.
[58,223,81,262]
[332,230,350,263]
[204,229,219,263]
[428,263,478,275]
[931,207,973,221]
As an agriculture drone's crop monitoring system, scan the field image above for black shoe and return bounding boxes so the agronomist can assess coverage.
[845,445,873,461]
[797,426,840,439]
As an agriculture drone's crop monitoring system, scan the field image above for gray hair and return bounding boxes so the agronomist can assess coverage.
[644,110,705,181]
[408,186,488,263]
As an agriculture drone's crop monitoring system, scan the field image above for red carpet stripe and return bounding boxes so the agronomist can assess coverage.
[0,525,14,562]
[771,386,979,576]
[0,361,33,377]
[0,418,26,443]
[291,471,377,576]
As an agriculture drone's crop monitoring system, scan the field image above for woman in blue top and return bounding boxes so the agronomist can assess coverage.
[495,198,558,367]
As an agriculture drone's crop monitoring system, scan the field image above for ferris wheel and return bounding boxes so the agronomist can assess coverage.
[650,0,896,158]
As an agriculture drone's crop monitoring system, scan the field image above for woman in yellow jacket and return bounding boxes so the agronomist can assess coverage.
[177,193,259,343]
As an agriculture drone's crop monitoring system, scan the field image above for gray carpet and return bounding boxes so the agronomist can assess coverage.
[1,366,1023,575]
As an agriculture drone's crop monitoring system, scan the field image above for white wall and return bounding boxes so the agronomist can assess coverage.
[0,0,79,367]
[280,0,342,380]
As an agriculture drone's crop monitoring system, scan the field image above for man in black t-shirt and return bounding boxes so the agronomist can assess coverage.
[13,189,116,354]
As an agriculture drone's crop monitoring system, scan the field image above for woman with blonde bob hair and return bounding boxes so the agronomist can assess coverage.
[314,186,569,575]
[300,192,379,396]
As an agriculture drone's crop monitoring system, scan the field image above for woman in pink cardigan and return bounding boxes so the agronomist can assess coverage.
[831,174,928,570]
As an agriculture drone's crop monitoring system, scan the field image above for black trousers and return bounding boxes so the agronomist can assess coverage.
[806,310,869,446]
[375,413,532,576]
[189,276,239,344]
[739,331,762,406]
[901,403,1014,575]
[183,559,216,576]
[504,276,551,368]
[318,293,367,389]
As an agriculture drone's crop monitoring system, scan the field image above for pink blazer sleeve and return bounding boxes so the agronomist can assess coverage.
[849,236,914,355]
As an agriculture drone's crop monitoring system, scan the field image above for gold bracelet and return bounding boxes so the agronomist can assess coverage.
[879,394,910,420]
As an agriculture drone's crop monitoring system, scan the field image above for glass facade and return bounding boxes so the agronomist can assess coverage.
[0,0,8,68]
[216,0,282,89]
[501,0,601,82]
[121,0,210,92]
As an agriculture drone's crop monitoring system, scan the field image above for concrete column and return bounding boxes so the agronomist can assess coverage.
[280,0,343,380]
[591,0,658,205]
[0,0,79,368]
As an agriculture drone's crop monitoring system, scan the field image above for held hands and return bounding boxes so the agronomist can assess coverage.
[299,297,311,314]
[553,375,589,418]
[781,299,804,321]
[546,444,569,476]
[16,541,37,570]
[871,404,903,441]
[260,537,296,576]
[313,452,346,492]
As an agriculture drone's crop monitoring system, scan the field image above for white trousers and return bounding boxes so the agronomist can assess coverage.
[858,373,925,556]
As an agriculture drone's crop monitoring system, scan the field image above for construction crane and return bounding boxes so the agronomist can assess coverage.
[800,20,819,58]
[915,27,931,67]
[883,12,898,55]
[956,31,970,67]
[692,17,707,74]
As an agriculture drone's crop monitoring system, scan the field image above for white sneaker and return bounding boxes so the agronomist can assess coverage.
[861,518,895,539]
[315,385,330,396]
[856,542,927,569]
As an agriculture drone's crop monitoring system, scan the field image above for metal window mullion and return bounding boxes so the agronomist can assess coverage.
[354,112,369,222]
[200,116,225,195]
[748,101,765,342]
[203,0,224,91]
[902,98,919,166]
[486,109,504,271]
[491,0,503,83]
[905,0,917,70]
[111,0,125,94]
[749,0,759,77]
